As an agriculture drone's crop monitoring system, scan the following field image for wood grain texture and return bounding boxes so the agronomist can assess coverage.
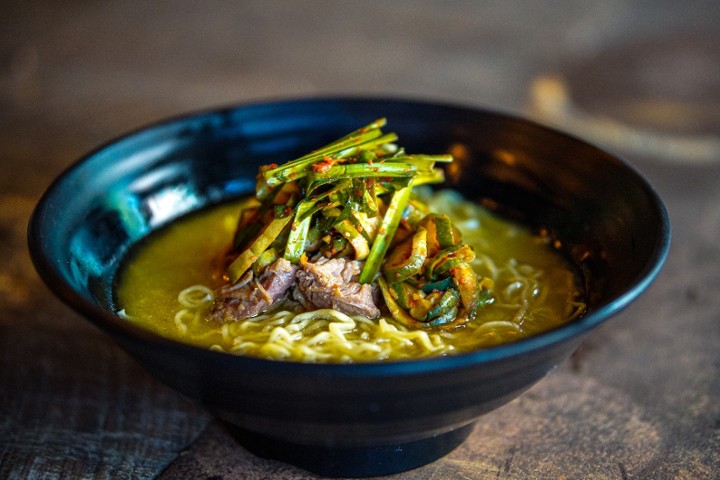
[1,1,719,479]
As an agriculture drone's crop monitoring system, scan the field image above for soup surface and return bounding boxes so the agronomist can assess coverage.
[116,190,586,362]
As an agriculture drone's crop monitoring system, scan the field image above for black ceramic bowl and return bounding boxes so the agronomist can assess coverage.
[28,97,670,477]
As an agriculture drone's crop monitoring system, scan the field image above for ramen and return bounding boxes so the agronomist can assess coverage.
[116,119,586,362]
[116,189,586,362]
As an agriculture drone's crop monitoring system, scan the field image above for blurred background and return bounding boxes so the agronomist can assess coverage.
[3,0,718,172]
[2,1,719,478]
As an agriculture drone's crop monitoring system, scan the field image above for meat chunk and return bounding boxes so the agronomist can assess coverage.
[210,255,380,323]
[210,258,297,323]
[294,256,381,319]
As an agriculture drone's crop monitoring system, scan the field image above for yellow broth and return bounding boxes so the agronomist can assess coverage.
[116,191,586,362]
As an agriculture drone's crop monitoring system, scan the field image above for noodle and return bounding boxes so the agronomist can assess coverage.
[178,285,214,308]
[117,190,587,362]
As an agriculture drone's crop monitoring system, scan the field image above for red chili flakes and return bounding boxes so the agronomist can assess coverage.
[311,156,337,173]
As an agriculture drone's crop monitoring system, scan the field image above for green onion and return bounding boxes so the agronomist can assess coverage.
[358,185,412,284]
[227,215,292,283]
[221,117,496,330]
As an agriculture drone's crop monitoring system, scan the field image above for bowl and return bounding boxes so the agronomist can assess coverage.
[28,97,670,477]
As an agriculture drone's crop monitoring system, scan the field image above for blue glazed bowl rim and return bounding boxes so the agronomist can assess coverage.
[28,95,672,377]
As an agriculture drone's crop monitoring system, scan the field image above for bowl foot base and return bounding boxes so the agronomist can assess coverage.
[225,422,475,478]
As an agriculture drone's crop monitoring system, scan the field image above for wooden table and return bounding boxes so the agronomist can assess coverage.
[2,1,719,478]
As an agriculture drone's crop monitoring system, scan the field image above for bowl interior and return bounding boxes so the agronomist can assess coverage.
[30,97,669,336]
[27,97,670,476]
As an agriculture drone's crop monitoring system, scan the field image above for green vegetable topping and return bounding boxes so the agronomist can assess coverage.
[225,118,493,329]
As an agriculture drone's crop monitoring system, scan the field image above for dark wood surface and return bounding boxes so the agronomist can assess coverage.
[2,1,719,478]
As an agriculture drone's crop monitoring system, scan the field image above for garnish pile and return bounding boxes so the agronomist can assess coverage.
[225,118,493,328]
